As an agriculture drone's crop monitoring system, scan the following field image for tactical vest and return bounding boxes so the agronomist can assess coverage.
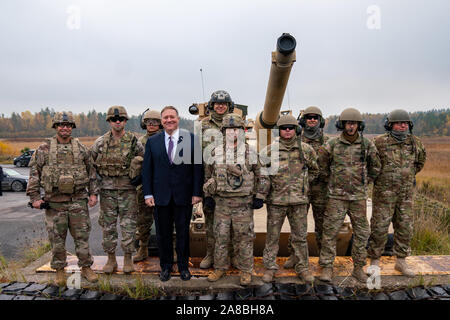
[95,131,137,177]
[41,137,89,194]
[214,145,254,196]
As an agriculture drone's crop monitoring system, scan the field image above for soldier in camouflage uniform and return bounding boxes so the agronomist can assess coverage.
[26,112,99,286]
[318,108,381,283]
[205,114,269,286]
[200,90,234,269]
[91,106,144,274]
[133,109,162,262]
[284,106,330,268]
[261,115,319,283]
[368,109,426,277]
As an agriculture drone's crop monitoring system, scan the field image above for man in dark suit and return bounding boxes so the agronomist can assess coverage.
[142,106,203,281]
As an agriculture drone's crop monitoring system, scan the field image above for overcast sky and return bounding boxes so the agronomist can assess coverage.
[0,0,449,120]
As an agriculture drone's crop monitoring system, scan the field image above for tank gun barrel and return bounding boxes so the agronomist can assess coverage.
[258,33,296,128]
[255,33,297,149]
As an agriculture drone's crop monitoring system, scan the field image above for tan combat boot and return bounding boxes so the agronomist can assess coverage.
[103,253,118,274]
[395,258,415,277]
[352,266,368,283]
[262,269,276,283]
[200,254,214,269]
[55,269,67,287]
[319,267,333,282]
[240,272,252,286]
[207,269,225,282]
[123,253,135,274]
[299,270,315,283]
[283,254,298,269]
[81,267,99,283]
[133,245,148,262]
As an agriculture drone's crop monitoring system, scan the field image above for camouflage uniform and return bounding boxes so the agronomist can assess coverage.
[200,115,222,260]
[26,137,98,270]
[204,143,269,273]
[263,137,319,274]
[135,131,160,246]
[318,133,381,268]
[302,134,330,250]
[91,131,144,254]
[368,133,426,259]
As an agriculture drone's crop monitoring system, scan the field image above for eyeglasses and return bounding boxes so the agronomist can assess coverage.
[279,125,296,131]
[305,115,319,120]
[57,123,73,128]
[144,119,160,126]
[110,116,126,122]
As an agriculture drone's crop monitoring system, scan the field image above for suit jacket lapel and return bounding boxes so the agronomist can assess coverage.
[159,132,171,165]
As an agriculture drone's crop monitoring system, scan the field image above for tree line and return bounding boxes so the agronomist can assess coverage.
[0,108,194,138]
[0,108,449,138]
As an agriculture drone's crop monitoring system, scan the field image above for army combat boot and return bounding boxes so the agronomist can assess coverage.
[262,269,276,283]
[319,267,333,282]
[103,253,118,274]
[395,258,415,277]
[352,266,368,283]
[81,267,99,283]
[299,270,315,283]
[55,269,67,287]
[240,272,252,286]
[133,244,148,262]
[123,253,135,274]
[283,254,298,269]
[200,254,213,269]
[207,269,225,282]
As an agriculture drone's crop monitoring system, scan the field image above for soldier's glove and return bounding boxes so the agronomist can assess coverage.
[28,201,50,210]
[130,175,142,187]
[252,197,264,209]
[203,197,216,211]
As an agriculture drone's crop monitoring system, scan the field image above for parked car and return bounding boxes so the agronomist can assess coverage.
[13,150,35,167]
[1,168,29,192]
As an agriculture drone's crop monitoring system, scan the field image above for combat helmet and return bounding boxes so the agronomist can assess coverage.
[221,113,245,130]
[140,109,161,129]
[106,106,129,121]
[52,111,76,128]
[384,109,413,131]
[208,90,234,112]
[277,114,298,127]
[298,106,325,128]
[335,107,365,131]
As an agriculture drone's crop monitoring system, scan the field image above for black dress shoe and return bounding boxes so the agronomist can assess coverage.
[160,269,171,282]
[180,269,191,281]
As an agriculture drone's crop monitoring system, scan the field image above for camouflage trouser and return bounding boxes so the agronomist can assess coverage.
[263,204,309,273]
[203,198,236,259]
[202,201,216,257]
[44,199,93,270]
[309,187,328,251]
[213,195,254,273]
[286,190,328,255]
[319,198,369,268]
[99,189,138,254]
[368,187,414,259]
[135,187,154,246]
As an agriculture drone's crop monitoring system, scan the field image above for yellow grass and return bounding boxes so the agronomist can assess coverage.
[416,136,450,205]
